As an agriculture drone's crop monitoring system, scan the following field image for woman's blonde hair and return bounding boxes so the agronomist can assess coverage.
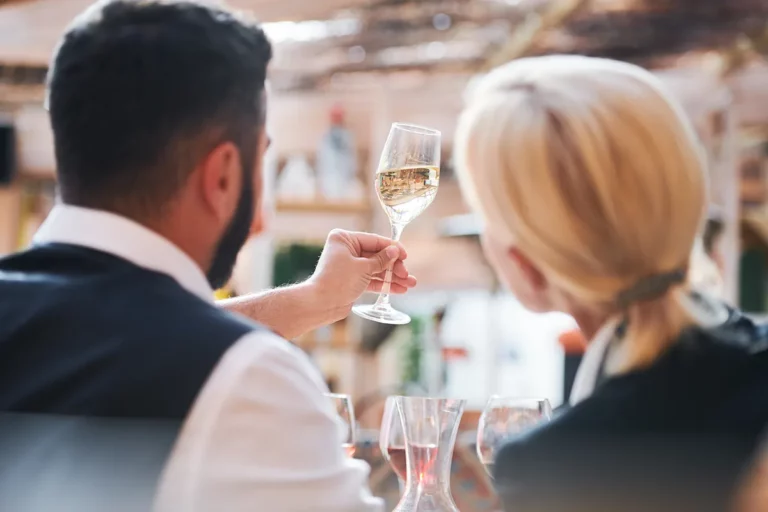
[455,55,708,371]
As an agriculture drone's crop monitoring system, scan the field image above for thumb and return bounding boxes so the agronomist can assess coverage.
[369,245,400,274]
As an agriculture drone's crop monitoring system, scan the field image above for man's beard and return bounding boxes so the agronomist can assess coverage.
[206,150,256,290]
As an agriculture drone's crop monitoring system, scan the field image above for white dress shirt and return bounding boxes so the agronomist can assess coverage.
[34,205,383,512]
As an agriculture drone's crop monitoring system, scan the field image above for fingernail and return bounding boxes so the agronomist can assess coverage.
[385,246,399,259]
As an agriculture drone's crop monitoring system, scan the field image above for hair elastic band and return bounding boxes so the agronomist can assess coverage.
[615,268,687,309]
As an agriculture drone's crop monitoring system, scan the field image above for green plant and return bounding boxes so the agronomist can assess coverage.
[272,243,324,288]
[401,316,423,386]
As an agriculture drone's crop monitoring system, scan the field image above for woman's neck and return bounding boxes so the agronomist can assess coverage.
[570,309,611,343]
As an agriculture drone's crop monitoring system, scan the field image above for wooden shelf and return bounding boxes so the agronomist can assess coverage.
[276,198,371,214]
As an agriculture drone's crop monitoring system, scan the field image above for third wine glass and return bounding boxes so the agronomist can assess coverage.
[476,397,552,478]
[352,123,441,325]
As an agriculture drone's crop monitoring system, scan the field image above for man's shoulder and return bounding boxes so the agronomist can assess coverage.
[228,329,310,364]
[9,243,267,351]
[127,283,273,363]
[217,329,326,392]
[143,282,257,330]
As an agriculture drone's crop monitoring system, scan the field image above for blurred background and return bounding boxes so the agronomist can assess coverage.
[1,0,768,508]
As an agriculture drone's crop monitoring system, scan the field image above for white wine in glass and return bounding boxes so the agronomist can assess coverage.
[353,123,441,325]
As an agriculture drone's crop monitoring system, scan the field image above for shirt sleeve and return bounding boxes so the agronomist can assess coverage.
[154,331,384,512]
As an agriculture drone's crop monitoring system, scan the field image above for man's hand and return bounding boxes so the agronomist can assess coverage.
[219,229,416,340]
[308,229,417,319]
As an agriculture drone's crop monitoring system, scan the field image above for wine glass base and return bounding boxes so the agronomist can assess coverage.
[352,304,411,325]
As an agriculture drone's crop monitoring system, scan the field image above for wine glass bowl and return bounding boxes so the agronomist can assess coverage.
[325,393,357,457]
[376,166,440,226]
[353,123,442,325]
[476,397,552,478]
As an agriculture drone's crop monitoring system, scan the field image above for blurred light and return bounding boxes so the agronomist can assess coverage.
[425,42,447,60]
[438,214,483,238]
[378,46,416,66]
[263,19,360,43]
[347,45,366,63]
[378,40,484,66]
[432,13,452,31]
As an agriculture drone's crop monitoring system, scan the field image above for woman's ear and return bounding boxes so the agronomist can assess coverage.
[481,234,553,312]
[507,246,553,312]
[508,246,548,291]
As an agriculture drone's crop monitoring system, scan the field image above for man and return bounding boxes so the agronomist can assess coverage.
[0,1,415,510]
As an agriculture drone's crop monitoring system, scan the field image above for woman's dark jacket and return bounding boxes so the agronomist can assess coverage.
[494,310,768,512]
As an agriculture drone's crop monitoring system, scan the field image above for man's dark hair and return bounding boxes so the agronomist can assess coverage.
[47,0,272,215]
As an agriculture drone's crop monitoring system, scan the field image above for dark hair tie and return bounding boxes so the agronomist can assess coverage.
[615,268,687,309]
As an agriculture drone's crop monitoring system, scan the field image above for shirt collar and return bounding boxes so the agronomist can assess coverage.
[569,315,621,406]
[34,204,214,303]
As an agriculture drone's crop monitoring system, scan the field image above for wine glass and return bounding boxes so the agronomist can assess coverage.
[352,123,442,325]
[380,396,407,488]
[326,393,357,457]
[476,397,552,478]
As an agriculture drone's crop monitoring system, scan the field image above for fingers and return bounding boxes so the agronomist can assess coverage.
[343,231,408,260]
[367,280,411,294]
[368,273,417,290]
[359,248,408,261]
[371,260,412,281]
[359,253,410,280]
[391,259,409,279]
[368,246,400,275]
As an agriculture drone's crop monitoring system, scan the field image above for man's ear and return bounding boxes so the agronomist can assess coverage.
[508,246,548,292]
[199,141,242,222]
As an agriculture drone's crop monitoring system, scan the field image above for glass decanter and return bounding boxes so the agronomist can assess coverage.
[392,396,465,512]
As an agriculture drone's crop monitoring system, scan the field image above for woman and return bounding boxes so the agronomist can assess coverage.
[454,55,768,512]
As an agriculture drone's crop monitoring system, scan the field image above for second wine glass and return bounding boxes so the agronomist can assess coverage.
[352,123,441,325]
[325,392,357,457]
[476,397,552,478]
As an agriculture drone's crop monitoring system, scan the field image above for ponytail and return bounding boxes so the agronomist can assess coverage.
[605,268,691,372]
[618,287,693,372]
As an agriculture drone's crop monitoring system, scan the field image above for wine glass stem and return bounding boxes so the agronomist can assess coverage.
[374,222,405,307]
